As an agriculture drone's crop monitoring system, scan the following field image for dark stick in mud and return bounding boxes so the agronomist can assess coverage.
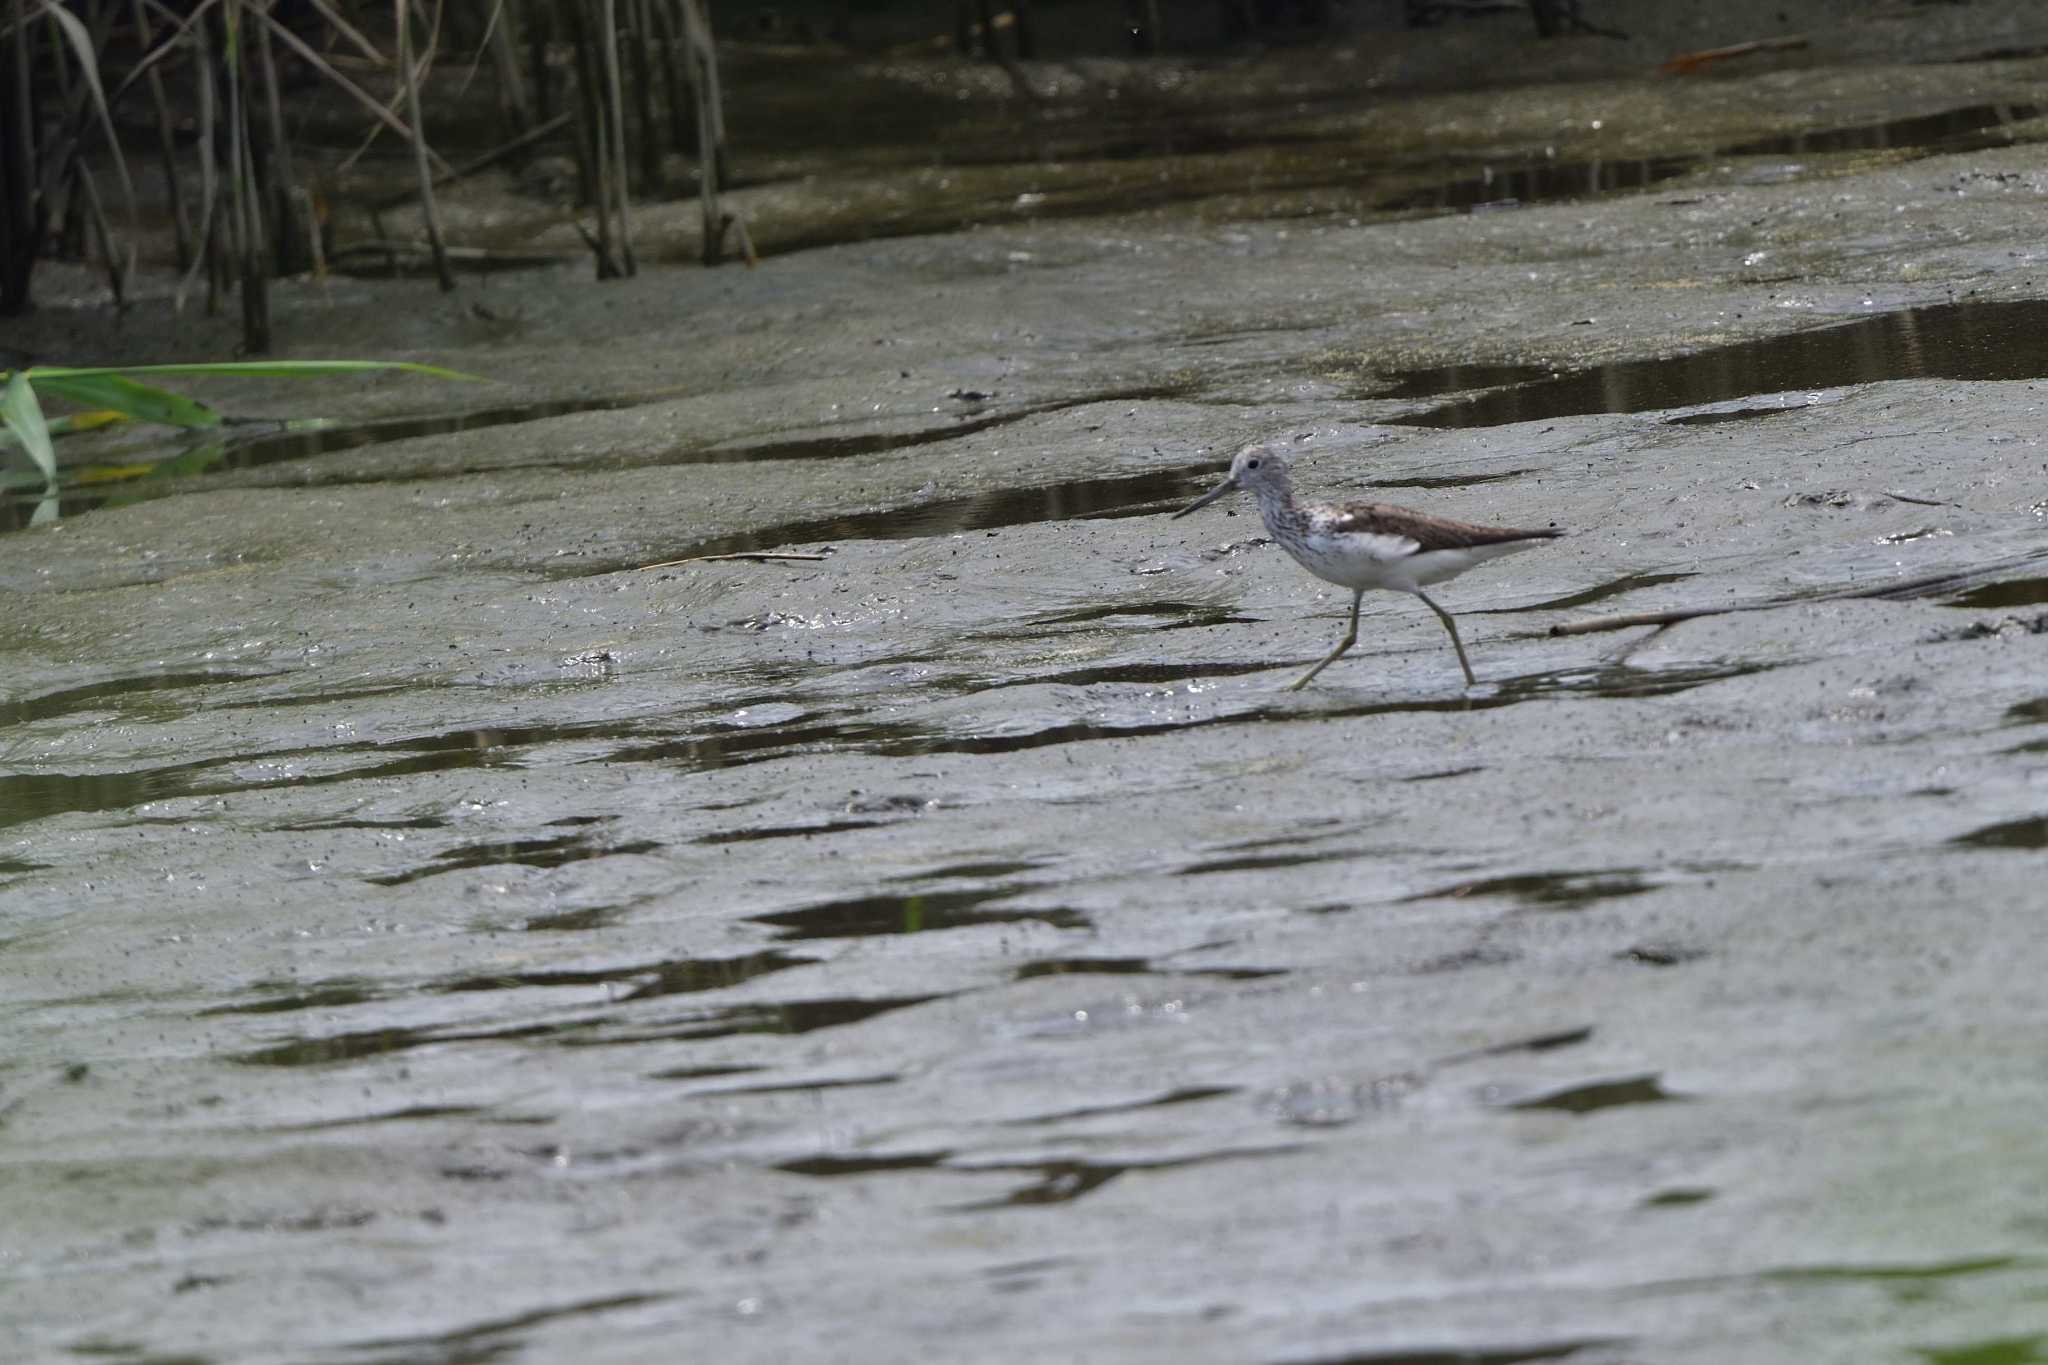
[639,551,832,569]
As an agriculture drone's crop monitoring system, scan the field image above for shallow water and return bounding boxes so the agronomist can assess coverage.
[1395,297,2048,428]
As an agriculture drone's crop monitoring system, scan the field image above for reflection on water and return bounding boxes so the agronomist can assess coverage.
[0,669,285,727]
[612,466,1215,572]
[1379,154,1697,213]
[749,886,1089,939]
[1472,570,1697,615]
[232,993,940,1065]
[344,1292,671,1361]
[0,660,1764,834]
[1950,815,2048,851]
[8,90,2041,538]
[1370,362,1556,399]
[0,715,642,830]
[1943,577,2048,611]
[370,831,662,886]
[852,660,1770,760]
[1397,299,2048,428]
[433,948,811,1002]
[1506,1074,1682,1114]
[1403,868,1656,909]
[1,382,1196,534]
[1723,101,2041,157]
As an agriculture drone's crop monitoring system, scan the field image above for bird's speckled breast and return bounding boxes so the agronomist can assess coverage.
[1259,496,1424,591]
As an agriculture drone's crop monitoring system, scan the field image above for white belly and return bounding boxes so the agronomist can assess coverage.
[1287,531,1537,593]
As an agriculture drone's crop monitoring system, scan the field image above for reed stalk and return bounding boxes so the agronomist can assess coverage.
[678,0,725,262]
[130,0,192,269]
[561,0,614,275]
[397,0,455,290]
[599,0,634,273]
[223,0,272,349]
[626,0,657,189]
[255,7,304,275]
[647,0,688,155]
[0,0,33,314]
[482,0,532,140]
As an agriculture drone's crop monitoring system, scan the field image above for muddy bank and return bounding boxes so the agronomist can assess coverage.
[7,16,2048,1365]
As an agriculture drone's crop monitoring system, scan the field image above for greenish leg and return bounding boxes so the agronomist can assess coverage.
[1417,590,1477,686]
[1289,588,1364,691]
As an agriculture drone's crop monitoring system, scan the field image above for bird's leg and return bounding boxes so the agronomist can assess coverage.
[1289,588,1364,691]
[1416,590,1477,686]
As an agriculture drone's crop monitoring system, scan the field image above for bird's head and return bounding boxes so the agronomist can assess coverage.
[1172,442,1292,518]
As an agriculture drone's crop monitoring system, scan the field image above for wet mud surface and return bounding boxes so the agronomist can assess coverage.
[8,6,2048,1363]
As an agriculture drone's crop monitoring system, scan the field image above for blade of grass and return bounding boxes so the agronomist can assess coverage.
[1,369,56,483]
[28,372,221,426]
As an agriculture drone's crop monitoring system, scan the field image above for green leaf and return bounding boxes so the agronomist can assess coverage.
[0,372,56,485]
[29,373,222,428]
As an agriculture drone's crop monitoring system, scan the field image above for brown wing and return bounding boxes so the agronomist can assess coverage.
[1326,501,1563,551]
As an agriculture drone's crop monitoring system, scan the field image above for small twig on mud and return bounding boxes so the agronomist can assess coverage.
[1659,35,1807,76]
[1551,599,1784,636]
[1883,490,1957,508]
[638,550,832,569]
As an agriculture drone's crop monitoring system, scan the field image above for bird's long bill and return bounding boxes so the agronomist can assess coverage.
[1172,476,1238,519]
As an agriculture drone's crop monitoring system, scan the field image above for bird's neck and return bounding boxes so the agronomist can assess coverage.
[1250,477,1300,534]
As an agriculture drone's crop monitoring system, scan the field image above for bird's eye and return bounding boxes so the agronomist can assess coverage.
[1246,458,1261,469]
